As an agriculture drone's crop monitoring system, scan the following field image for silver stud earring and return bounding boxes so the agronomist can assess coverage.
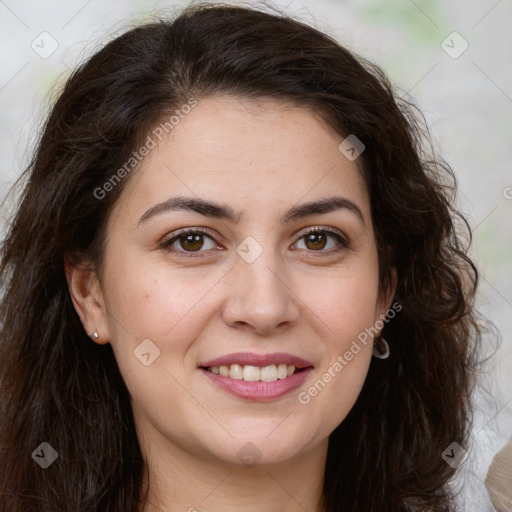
[372,337,390,359]
[91,331,99,339]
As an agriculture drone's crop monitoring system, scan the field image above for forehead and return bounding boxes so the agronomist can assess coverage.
[114,95,371,225]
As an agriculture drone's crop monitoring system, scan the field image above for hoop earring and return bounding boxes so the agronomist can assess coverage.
[372,337,390,359]
[91,331,99,340]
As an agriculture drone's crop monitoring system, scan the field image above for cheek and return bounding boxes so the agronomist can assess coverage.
[102,255,221,368]
[102,268,206,415]
[305,264,380,344]
[296,263,378,423]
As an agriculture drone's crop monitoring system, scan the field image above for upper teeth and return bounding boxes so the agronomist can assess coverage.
[208,363,297,381]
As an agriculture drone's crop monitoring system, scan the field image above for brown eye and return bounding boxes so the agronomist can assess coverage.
[294,228,348,253]
[178,233,205,252]
[304,232,328,251]
[160,228,219,258]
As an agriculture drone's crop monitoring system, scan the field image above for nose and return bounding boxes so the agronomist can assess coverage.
[221,247,300,335]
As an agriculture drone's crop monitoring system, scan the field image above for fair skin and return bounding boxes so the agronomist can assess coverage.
[66,95,396,512]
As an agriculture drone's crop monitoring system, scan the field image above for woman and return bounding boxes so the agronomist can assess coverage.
[0,2,488,511]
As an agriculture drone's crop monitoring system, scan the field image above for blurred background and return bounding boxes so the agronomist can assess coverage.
[1,0,511,510]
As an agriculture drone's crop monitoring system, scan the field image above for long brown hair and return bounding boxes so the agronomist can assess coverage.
[0,3,491,511]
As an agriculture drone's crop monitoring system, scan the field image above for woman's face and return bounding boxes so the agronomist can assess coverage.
[88,95,393,466]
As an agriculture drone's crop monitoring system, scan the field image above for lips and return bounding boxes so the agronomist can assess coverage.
[197,352,314,400]
[198,352,314,370]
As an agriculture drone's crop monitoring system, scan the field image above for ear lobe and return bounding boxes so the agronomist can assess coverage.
[64,255,110,344]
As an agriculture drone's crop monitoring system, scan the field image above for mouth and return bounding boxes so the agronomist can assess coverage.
[199,363,309,382]
[197,352,314,401]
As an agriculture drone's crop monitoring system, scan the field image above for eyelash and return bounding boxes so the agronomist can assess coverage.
[160,226,349,259]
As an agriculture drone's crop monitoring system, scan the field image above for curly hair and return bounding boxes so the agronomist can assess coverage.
[0,2,489,511]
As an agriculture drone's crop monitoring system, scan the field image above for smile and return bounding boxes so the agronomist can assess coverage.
[198,352,314,400]
[205,363,299,382]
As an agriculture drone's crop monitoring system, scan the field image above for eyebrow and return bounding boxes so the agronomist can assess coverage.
[137,195,365,226]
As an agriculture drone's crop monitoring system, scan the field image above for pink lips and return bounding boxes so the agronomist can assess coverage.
[198,352,313,369]
[198,352,314,401]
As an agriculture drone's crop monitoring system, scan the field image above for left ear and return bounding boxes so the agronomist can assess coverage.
[64,254,111,344]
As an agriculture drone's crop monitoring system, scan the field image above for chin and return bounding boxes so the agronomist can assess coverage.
[203,431,308,467]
